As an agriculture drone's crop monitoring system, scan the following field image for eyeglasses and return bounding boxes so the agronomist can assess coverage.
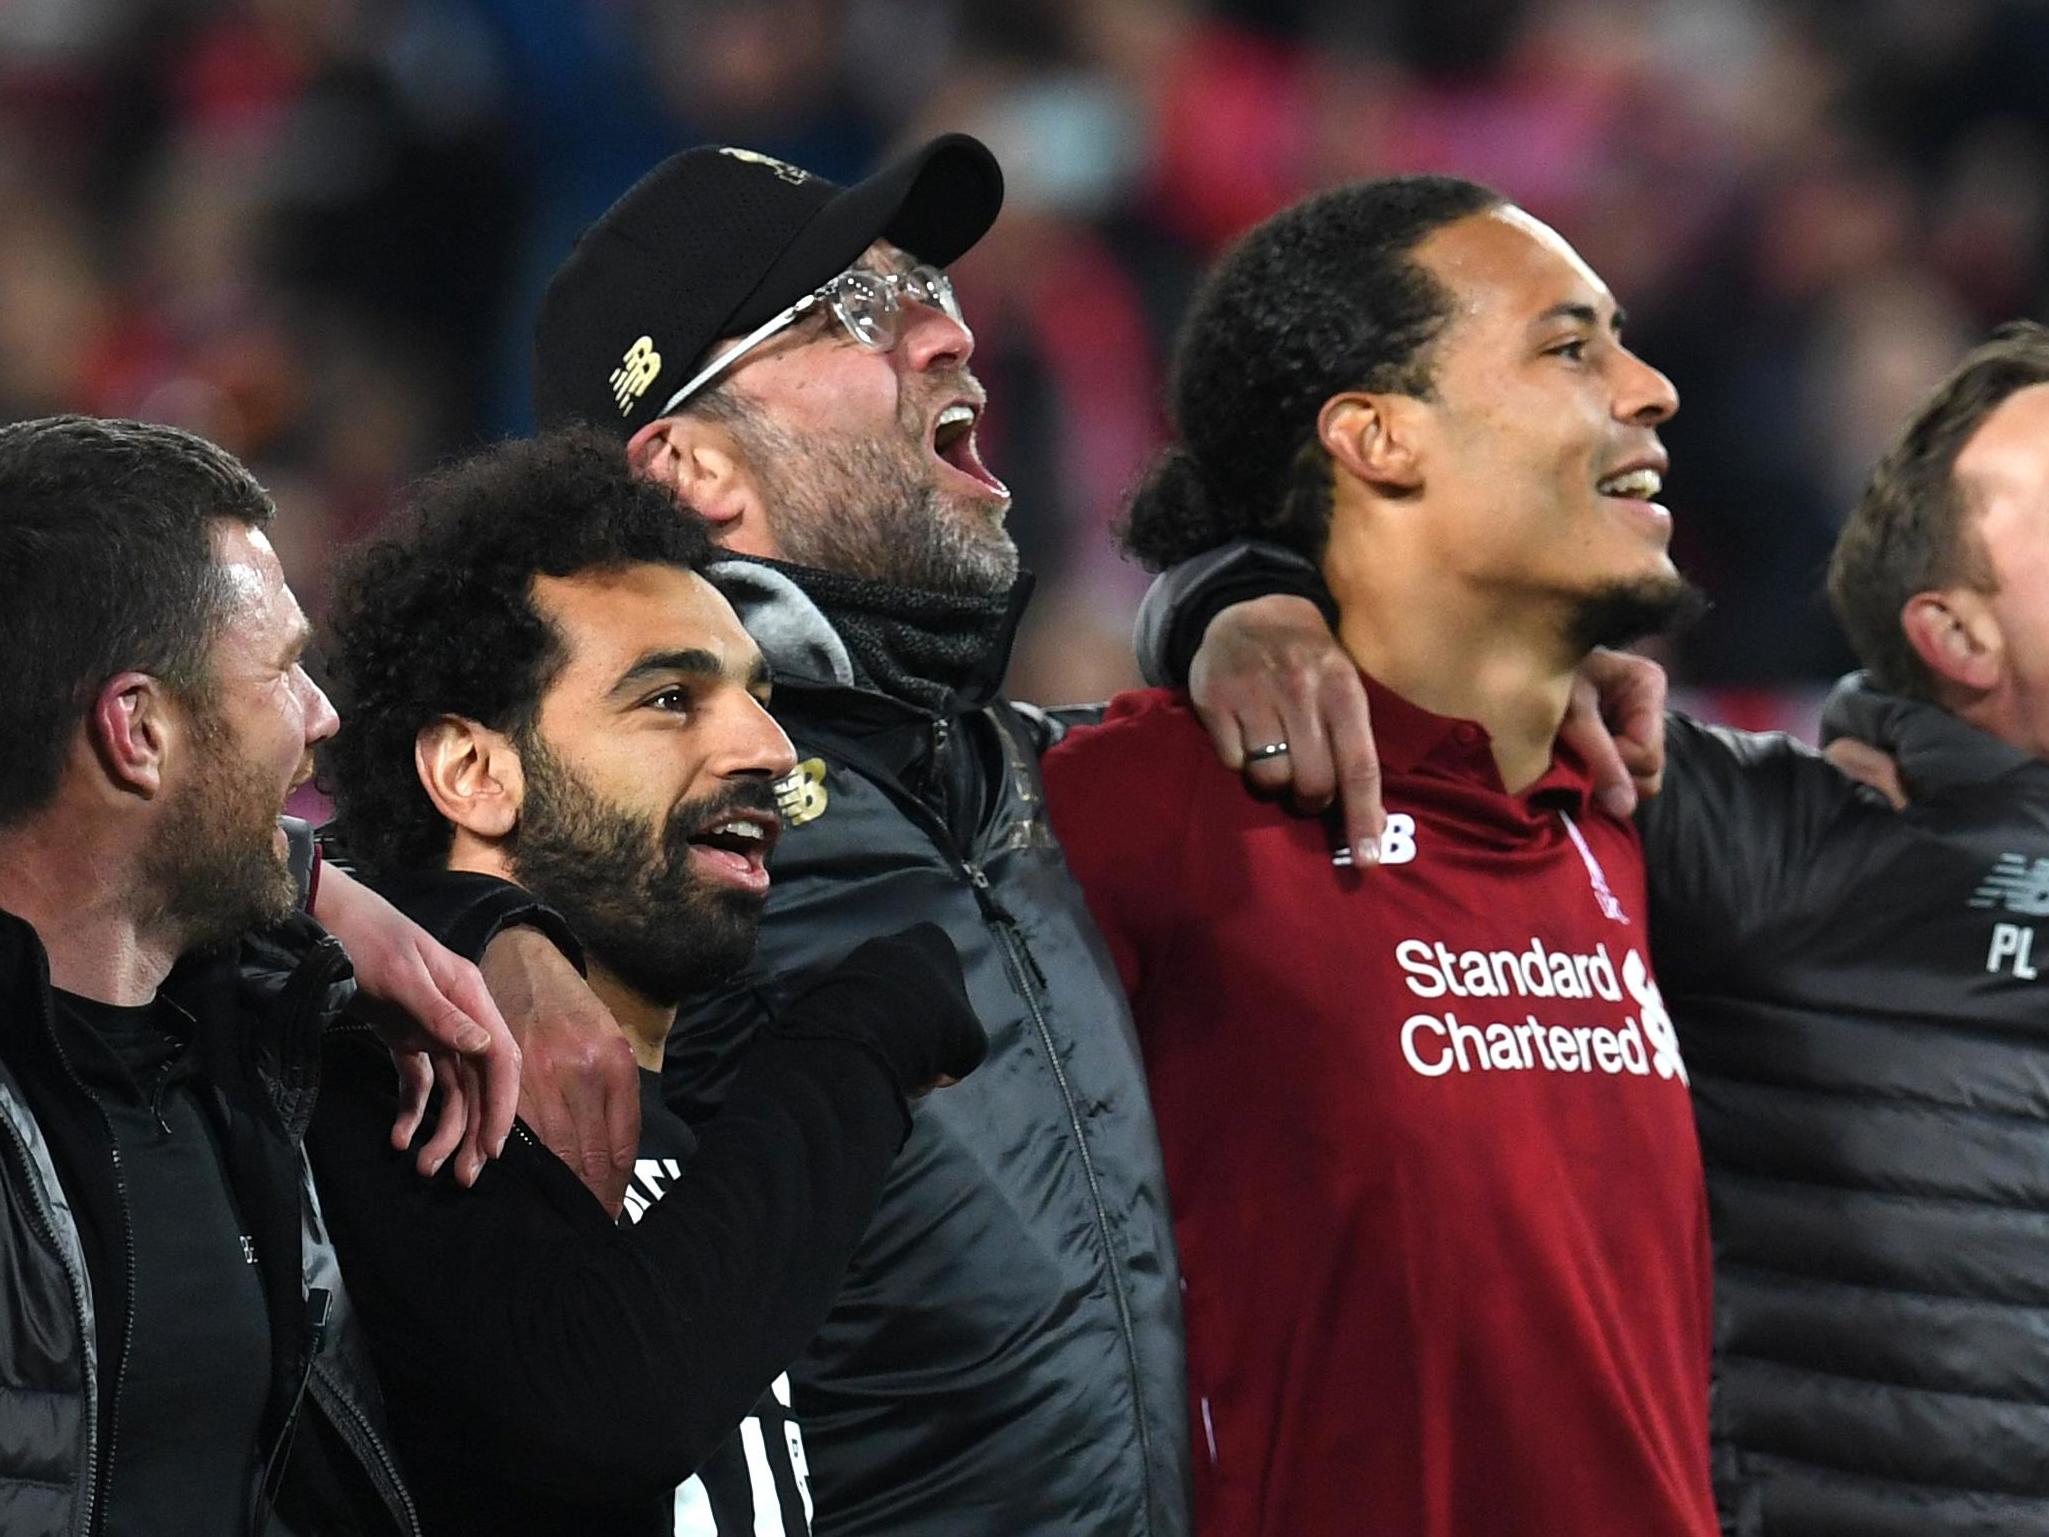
[655,263,964,418]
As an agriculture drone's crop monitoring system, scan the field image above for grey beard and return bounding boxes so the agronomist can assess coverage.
[717,391,1019,597]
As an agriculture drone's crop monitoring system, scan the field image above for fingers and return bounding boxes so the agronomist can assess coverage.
[415,1054,468,1179]
[1239,702,1304,798]
[1192,690,1250,774]
[1318,669,1385,864]
[1562,671,1637,819]
[517,1065,578,1187]
[424,945,520,1159]
[1604,652,1669,801]
[599,1046,640,1219]
[390,1049,432,1152]
[1823,738,1907,810]
[454,1059,490,1187]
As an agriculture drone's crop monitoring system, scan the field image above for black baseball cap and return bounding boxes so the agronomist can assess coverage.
[534,134,1004,440]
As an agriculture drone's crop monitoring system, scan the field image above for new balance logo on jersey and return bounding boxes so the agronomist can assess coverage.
[1971,853,2049,915]
[1332,813,1417,867]
[610,336,662,415]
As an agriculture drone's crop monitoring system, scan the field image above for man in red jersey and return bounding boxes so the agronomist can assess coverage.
[1041,176,1717,1537]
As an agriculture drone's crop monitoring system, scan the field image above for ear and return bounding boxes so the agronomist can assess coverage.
[628,416,763,542]
[1901,588,2001,697]
[87,672,176,800]
[1318,393,1423,495]
[415,717,524,843]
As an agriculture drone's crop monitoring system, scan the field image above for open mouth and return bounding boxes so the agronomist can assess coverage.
[1596,466,1665,502]
[931,401,1011,502]
[685,812,779,893]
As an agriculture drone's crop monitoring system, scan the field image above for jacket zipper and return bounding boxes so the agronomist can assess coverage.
[964,861,1156,1530]
[252,1287,328,1535]
[780,706,1164,1532]
[0,1094,99,1535]
[310,1357,424,1535]
[33,977,132,1537]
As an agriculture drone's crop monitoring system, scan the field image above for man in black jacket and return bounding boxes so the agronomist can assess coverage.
[309,430,986,1536]
[512,135,1194,1536]
[0,415,420,1536]
[1138,323,2049,1534]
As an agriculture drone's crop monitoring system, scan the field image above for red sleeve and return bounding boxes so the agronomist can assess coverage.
[1041,689,1207,1001]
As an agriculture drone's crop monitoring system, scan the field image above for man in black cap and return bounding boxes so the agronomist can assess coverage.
[515,135,1193,1537]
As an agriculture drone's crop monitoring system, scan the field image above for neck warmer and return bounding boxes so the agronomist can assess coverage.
[732,556,1031,713]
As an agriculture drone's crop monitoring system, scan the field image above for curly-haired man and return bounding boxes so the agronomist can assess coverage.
[308,429,985,1537]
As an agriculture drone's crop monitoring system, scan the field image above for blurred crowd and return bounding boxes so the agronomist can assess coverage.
[3,0,2045,727]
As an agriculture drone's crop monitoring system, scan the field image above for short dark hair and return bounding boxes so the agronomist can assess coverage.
[1121,176,1504,571]
[0,415,274,827]
[1827,322,2049,701]
[322,428,716,877]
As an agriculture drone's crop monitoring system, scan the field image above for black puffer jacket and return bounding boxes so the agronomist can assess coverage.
[664,561,1191,1537]
[1647,682,2049,1536]
[0,899,419,1537]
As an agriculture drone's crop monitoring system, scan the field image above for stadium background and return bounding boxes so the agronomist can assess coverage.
[3,0,2046,739]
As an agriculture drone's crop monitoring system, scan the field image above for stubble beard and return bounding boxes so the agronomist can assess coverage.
[508,737,766,1008]
[721,387,1019,597]
[144,707,300,952]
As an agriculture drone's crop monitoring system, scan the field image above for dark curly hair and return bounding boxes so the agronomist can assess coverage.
[321,428,714,877]
[1827,321,2049,702]
[1122,175,1502,571]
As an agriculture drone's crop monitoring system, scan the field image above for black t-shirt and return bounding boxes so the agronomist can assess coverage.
[52,989,273,1537]
[627,1069,814,1536]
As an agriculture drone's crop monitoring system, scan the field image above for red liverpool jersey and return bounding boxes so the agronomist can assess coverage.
[1043,683,1716,1537]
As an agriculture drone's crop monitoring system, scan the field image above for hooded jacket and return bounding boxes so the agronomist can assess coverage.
[0,892,419,1537]
[659,560,1191,1537]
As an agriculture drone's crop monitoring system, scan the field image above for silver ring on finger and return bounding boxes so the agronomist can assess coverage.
[1245,741,1292,763]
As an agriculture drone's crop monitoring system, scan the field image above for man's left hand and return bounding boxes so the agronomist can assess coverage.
[311,863,521,1184]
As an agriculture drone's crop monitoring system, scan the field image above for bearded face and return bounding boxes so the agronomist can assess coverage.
[144,704,302,950]
[508,735,772,1006]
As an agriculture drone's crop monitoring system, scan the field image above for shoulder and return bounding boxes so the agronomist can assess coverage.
[1045,688,1205,774]
[1042,690,1211,864]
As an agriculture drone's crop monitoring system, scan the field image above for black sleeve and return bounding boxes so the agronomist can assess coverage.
[305,922,983,1500]
[308,945,952,1498]
[346,861,585,973]
[1637,711,1880,983]
[1132,539,1335,688]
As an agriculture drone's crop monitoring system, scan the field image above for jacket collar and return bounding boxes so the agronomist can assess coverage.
[1821,671,2043,797]
[711,555,1032,713]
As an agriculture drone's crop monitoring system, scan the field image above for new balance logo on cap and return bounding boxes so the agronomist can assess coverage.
[610,336,662,415]
[718,146,810,185]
